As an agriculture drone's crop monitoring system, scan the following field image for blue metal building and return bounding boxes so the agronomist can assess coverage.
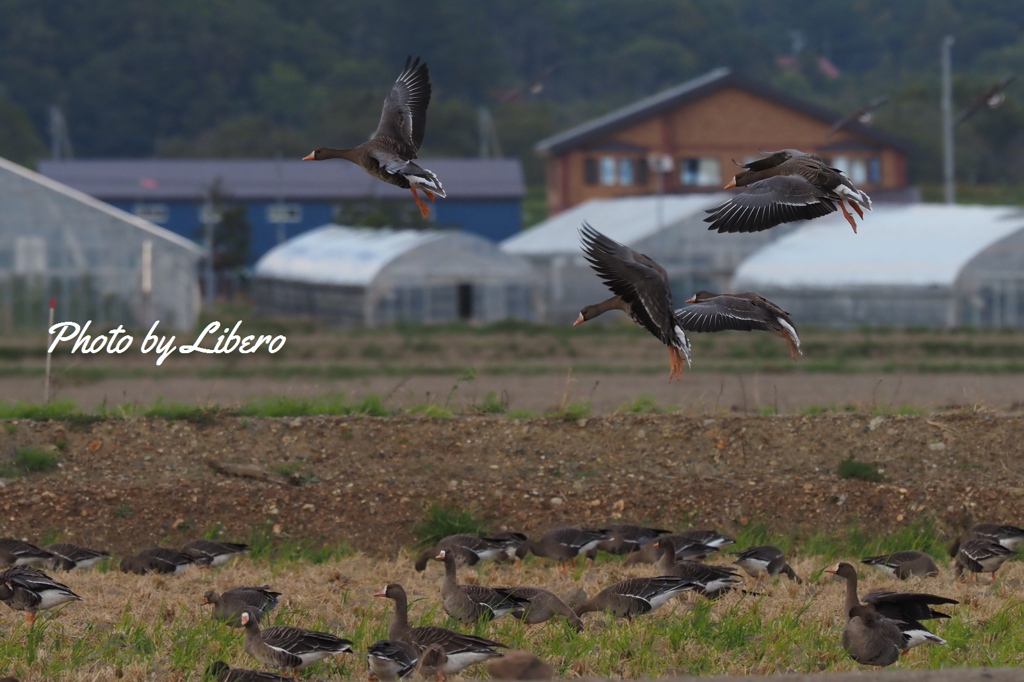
[38,158,525,264]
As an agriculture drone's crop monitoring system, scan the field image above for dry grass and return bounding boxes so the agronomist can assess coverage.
[1,549,1023,680]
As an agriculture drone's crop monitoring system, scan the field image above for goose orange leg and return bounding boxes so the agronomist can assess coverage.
[410,187,431,219]
[848,200,864,220]
[667,347,678,382]
[838,201,857,233]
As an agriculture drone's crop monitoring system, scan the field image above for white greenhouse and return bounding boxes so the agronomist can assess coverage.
[501,195,790,324]
[0,157,203,330]
[252,225,538,326]
[731,204,1024,328]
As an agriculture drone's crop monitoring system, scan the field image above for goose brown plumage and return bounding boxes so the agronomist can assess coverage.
[955,537,1014,582]
[862,550,939,580]
[732,545,803,583]
[435,549,526,623]
[367,639,421,681]
[204,661,290,682]
[0,566,82,623]
[202,584,281,627]
[414,533,526,572]
[656,539,745,597]
[0,538,53,568]
[622,529,731,566]
[705,149,871,234]
[676,291,802,360]
[515,526,610,564]
[302,56,445,219]
[489,586,583,630]
[949,522,1024,557]
[825,562,956,664]
[589,523,672,556]
[182,539,250,567]
[119,546,197,575]
[240,610,352,675]
[375,583,506,677]
[576,576,698,619]
[43,542,109,571]
[575,223,691,381]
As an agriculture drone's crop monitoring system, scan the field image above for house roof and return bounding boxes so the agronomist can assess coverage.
[535,68,911,155]
[0,156,203,255]
[731,204,1024,289]
[38,158,525,202]
[501,194,729,257]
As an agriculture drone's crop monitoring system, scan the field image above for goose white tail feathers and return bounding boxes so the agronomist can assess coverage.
[674,326,692,367]
[777,318,803,356]
[835,184,872,211]
[406,169,446,197]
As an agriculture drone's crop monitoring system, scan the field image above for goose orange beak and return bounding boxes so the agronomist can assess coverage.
[685,295,696,303]
[373,587,387,597]
[573,313,584,327]
[823,564,839,574]
[724,178,737,189]
[302,152,315,161]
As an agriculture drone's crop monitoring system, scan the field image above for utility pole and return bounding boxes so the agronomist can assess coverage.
[941,35,956,204]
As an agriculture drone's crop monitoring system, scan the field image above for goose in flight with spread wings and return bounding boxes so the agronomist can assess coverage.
[303,56,445,218]
[675,291,802,360]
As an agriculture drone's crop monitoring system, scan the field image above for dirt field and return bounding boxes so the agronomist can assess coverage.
[0,413,1020,556]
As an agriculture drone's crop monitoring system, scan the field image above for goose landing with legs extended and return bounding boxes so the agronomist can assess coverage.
[302,56,445,219]
[575,223,691,380]
[705,149,871,234]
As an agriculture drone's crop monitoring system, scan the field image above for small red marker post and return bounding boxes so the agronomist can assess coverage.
[44,298,55,405]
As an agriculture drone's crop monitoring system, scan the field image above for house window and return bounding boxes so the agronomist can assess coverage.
[868,157,882,183]
[635,157,649,185]
[849,158,868,185]
[618,158,633,185]
[267,203,302,224]
[599,156,617,185]
[679,157,721,186]
[133,203,168,223]
[583,158,598,185]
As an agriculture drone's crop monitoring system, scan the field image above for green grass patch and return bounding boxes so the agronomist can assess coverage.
[413,503,487,546]
[617,393,662,414]
[547,400,591,421]
[1,445,60,476]
[837,456,884,482]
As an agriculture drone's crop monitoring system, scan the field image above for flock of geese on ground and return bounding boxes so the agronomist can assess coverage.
[0,520,1021,679]
[300,56,873,379]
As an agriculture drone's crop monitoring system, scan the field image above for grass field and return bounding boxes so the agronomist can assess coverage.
[1,523,1022,681]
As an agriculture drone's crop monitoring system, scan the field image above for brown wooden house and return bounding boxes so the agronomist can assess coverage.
[536,68,912,215]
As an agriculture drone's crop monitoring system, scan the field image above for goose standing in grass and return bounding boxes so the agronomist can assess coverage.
[204,661,290,681]
[202,585,281,627]
[240,610,352,676]
[375,584,506,677]
[515,526,610,565]
[732,545,803,583]
[704,149,871,234]
[435,549,526,623]
[949,523,1024,557]
[955,537,1014,583]
[414,533,526,572]
[675,291,802,360]
[623,528,731,565]
[302,56,445,219]
[656,539,745,597]
[825,562,956,664]
[182,539,250,567]
[576,576,698,619]
[119,546,197,574]
[0,566,82,623]
[489,585,583,630]
[575,223,691,381]
[43,542,109,571]
[589,523,672,556]
[862,551,939,580]
[0,538,53,568]
[367,639,421,681]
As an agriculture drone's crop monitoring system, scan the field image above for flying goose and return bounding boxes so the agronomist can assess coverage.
[676,291,802,360]
[303,56,445,219]
[575,224,691,380]
[705,149,871,234]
